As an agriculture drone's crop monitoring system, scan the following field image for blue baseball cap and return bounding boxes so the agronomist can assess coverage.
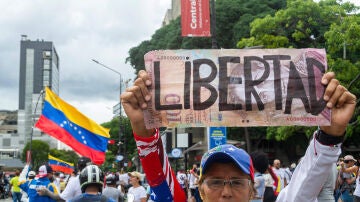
[200,144,254,181]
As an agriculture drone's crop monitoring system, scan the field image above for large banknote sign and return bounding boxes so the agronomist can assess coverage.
[143,49,331,128]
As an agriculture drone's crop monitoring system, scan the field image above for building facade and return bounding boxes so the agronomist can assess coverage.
[17,36,60,150]
[162,0,181,26]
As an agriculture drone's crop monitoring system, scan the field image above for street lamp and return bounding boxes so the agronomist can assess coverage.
[91,59,128,168]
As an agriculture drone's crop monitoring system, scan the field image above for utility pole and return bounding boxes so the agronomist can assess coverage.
[91,59,127,169]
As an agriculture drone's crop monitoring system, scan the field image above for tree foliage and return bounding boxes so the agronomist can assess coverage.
[101,115,136,172]
[238,0,360,140]
[22,140,50,170]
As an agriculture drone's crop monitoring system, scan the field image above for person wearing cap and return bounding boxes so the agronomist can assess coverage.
[19,170,36,202]
[59,173,66,192]
[20,165,57,202]
[339,155,358,201]
[38,156,91,201]
[121,70,356,201]
[102,173,123,202]
[127,171,147,202]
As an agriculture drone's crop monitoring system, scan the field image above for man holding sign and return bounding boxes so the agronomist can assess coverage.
[121,52,355,201]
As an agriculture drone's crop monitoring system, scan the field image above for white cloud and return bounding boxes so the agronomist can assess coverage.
[0,0,171,123]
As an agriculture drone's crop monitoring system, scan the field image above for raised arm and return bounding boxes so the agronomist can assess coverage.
[277,72,356,201]
[120,70,186,202]
[120,70,155,137]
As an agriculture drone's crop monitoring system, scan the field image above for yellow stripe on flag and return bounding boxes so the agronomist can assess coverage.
[44,87,110,138]
[48,154,74,166]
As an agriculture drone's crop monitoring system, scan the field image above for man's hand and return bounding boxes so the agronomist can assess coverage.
[36,187,49,196]
[320,72,356,136]
[120,70,155,137]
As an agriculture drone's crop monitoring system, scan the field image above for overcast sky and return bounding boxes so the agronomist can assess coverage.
[0,0,172,124]
[0,0,358,124]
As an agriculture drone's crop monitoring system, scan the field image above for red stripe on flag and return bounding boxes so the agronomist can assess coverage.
[35,115,106,164]
[49,165,74,174]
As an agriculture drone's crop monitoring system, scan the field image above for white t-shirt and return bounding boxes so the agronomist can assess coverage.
[263,173,275,188]
[188,171,198,189]
[127,186,147,202]
[118,173,130,186]
[60,175,81,201]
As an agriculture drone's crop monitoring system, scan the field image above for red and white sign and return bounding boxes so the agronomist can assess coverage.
[181,0,211,37]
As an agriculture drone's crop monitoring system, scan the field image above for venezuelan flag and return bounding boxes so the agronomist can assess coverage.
[35,87,110,164]
[48,155,74,174]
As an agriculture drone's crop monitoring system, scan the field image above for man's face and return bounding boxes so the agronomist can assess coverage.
[129,175,139,185]
[47,173,53,180]
[273,160,281,169]
[199,162,252,202]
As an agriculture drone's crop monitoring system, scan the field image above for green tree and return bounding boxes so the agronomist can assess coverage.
[216,0,286,48]
[22,140,50,170]
[324,15,360,62]
[237,0,360,141]
[101,115,136,172]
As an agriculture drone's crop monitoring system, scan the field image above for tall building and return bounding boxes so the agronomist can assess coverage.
[17,35,60,150]
[162,0,181,26]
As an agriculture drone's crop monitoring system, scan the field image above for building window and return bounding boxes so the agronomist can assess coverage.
[3,139,10,147]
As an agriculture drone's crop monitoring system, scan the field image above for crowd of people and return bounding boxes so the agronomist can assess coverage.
[2,68,358,202]
[1,156,153,202]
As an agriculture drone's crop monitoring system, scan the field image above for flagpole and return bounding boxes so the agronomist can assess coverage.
[91,59,128,169]
[30,89,45,165]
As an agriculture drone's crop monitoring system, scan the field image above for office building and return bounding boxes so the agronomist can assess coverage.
[17,35,60,150]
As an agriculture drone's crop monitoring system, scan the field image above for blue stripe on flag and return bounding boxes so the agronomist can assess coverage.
[42,101,108,152]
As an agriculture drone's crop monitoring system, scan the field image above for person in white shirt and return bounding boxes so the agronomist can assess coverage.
[53,172,61,194]
[273,159,286,191]
[127,171,147,202]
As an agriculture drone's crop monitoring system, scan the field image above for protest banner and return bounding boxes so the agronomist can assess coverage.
[143,49,330,128]
[181,0,211,37]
